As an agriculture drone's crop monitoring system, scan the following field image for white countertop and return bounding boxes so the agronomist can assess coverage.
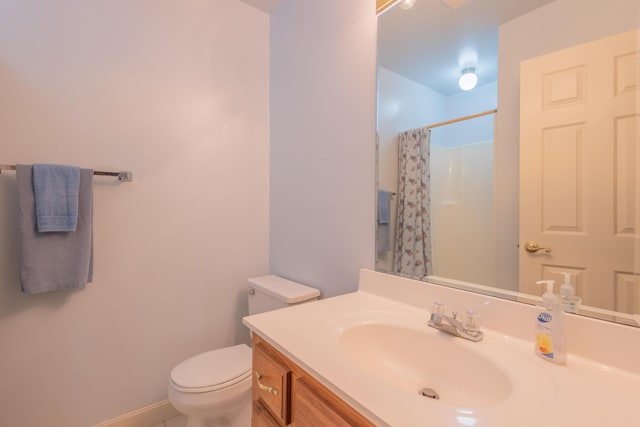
[243,270,640,427]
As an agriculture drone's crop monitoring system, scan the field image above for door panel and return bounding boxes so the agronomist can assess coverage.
[520,29,638,311]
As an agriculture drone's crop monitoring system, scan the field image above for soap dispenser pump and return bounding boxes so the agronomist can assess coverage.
[534,280,567,364]
[559,272,581,313]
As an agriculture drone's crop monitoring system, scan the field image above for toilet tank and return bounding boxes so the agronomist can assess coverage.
[248,275,321,315]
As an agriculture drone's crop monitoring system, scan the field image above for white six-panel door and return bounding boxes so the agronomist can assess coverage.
[519,29,638,312]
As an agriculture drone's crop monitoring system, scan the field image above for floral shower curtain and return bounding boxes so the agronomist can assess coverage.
[393,128,432,279]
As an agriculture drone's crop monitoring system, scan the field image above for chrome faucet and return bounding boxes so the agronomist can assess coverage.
[428,302,483,342]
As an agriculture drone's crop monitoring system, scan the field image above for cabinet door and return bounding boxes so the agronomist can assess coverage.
[253,342,291,425]
[293,377,373,427]
[252,401,282,427]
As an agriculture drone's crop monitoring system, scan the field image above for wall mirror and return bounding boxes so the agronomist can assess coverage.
[375,0,639,326]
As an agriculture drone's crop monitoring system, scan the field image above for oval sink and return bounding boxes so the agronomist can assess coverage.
[339,323,512,407]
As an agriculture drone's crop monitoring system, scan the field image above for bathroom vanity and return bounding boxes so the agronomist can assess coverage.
[243,269,640,426]
[251,334,374,426]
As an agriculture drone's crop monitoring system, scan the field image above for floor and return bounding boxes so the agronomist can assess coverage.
[152,415,187,427]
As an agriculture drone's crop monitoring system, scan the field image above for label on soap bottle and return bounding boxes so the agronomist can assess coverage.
[536,311,555,359]
[536,332,554,358]
[537,312,552,323]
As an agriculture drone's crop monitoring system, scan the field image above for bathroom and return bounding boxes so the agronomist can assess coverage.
[0,1,372,425]
[0,0,638,426]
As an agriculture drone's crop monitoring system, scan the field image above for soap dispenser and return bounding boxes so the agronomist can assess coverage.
[534,280,567,364]
[559,272,582,314]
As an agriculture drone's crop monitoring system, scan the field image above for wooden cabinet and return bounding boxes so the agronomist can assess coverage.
[252,338,291,425]
[251,334,375,427]
[252,401,282,427]
[293,376,371,427]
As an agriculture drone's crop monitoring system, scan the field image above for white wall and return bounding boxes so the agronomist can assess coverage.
[0,1,269,426]
[496,0,640,290]
[269,0,377,297]
[441,81,497,148]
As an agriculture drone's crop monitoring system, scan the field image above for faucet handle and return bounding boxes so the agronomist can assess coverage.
[429,301,446,324]
[461,309,483,337]
[431,301,446,314]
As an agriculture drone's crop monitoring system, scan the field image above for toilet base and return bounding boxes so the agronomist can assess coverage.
[168,374,251,427]
[184,397,251,427]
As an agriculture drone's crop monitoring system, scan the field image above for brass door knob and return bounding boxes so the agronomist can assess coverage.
[524,241,552,254]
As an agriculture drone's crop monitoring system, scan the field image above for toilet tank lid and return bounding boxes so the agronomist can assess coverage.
[248,275,320,304]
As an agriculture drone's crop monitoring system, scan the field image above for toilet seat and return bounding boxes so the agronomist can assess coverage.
[170,344,252,393]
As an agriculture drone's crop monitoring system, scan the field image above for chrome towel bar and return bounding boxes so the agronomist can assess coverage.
[0,164,132,182]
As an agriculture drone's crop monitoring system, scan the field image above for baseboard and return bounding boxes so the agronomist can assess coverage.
[91,399,180,427]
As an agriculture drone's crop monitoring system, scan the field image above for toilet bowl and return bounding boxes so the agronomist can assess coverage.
[168,344,252,427]
[168,275,321,427]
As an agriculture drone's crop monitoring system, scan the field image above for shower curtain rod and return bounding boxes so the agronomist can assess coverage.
[0,164,133,182]
[425,108,497,130]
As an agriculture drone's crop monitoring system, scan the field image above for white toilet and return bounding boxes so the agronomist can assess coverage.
[168,275,321,427]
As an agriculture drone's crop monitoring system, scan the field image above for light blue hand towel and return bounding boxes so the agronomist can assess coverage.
[377,223,391,254]
[32,163,81,232]
[378,190,391,224]
[17,165,94,294]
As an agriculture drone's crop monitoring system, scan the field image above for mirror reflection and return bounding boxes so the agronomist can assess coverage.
[375,0,639,326]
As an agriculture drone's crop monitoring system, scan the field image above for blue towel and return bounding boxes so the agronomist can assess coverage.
[32,163,81,232]
[377,223,391,253]
[17,165,94,294]
[378,190,391,224]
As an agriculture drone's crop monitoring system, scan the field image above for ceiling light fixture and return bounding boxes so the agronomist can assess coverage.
[398,0,417,10]
[458,67,478,91]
